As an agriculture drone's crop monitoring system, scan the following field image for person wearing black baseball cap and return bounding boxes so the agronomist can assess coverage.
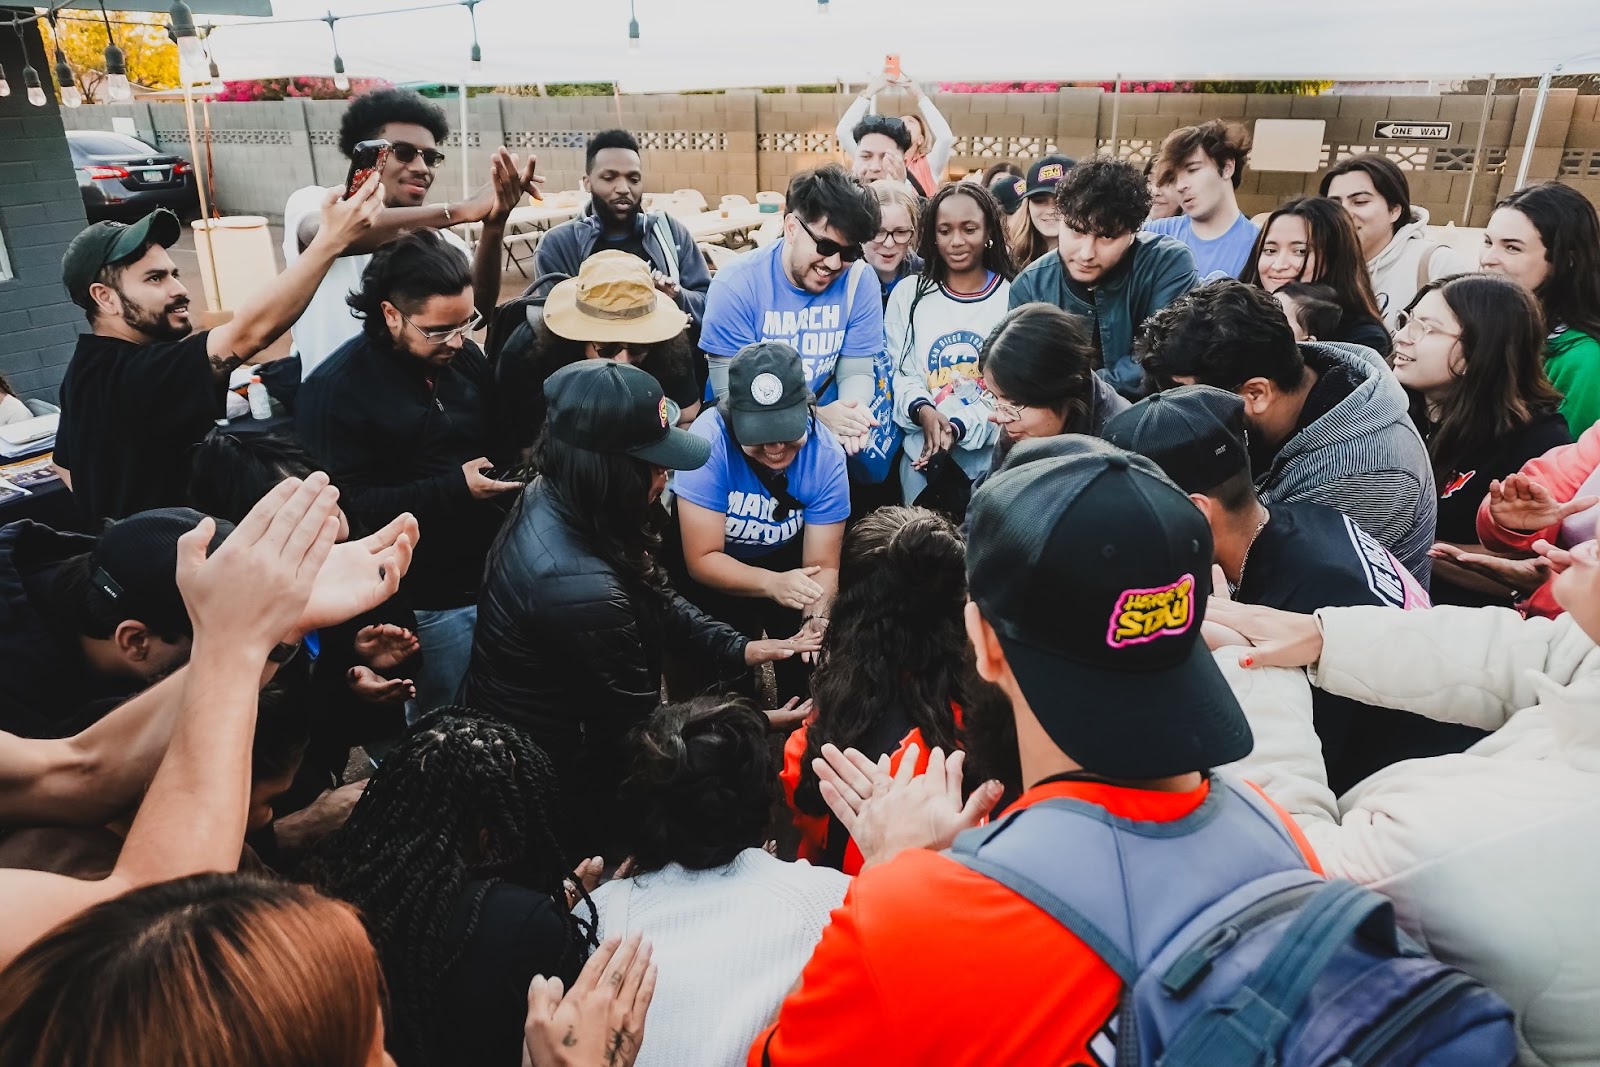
[674,342,851,701]
[0,507,230,738]
[1104,385,1478,793]
[1006,154,1074,267]
[54,180,382,525]
[461,359,820,858]
[754,435,1328,1067]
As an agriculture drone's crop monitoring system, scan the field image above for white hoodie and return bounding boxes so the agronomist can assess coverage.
[1367,206,1473,330]
[1220,605,1600,1067]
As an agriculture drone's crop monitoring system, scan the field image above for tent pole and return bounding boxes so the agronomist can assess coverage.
[1513,67,1557,191]
[182,78,224,312]
[460,80,471,201]
[1461,73,1495,226]
[1107,73,1122,156]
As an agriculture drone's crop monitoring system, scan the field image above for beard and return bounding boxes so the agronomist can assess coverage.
[117,287,193,342]
[598,194,641,228]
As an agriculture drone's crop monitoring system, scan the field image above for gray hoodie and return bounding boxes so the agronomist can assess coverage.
[1255,341,1436,586]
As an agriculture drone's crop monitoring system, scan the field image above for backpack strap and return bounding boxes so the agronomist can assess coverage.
[649,213,681,285]
[1415,242,1442,291]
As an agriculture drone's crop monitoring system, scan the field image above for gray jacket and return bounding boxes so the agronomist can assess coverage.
[1257,341,1437,587]
[533,208,711,324]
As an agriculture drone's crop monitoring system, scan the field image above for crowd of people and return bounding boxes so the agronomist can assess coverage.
[1,81,1598,1065]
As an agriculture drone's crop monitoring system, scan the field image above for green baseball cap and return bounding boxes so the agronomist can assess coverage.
[61,208,183,310]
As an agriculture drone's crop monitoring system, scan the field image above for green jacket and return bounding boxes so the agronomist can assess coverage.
[1546,326,1600,438]
[1007,231,1200,398]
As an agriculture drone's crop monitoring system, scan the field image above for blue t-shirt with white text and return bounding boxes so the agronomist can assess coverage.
[698,240,884,396]
[673,407,851,559]
[1142,212,1258,282]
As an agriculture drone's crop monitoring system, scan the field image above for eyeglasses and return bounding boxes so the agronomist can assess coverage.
[992,400,1028,423]
[793,214,864,263]
[403,307,482,344]
[870,227,914,246]
[1393,310,1461,342]
[391,141,447,169]
[593,341,652,360]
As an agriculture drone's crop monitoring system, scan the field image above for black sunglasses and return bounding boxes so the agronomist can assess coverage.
[794,214,864,263]
[391,141,447,169]
[593,341,653,360]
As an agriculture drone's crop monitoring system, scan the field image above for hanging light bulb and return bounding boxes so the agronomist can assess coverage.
[627,0,640,49]
[0,62,10,98]
[24,63,45,106]
[169,0,206,78]
[54,48,80,107]
[208,54,222,94]
[332,53,350,91]
[817,0,830,14]
[98,2,132,100]
[463,0,483,68]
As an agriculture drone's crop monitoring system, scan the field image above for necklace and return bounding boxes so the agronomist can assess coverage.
[1229,509,1271,598]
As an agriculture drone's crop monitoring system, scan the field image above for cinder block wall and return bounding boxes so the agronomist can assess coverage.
[56,88,1600,228]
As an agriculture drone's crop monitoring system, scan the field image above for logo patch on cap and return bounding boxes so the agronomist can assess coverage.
[1038,163,1064,182]
[1106,574,1195,648]
[750,372,785,406]
[657,396,670,428]
[1012,178,1026,196]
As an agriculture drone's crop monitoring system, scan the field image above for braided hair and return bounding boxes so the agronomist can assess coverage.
[309,712,595,1067]
[797,507,1014,815]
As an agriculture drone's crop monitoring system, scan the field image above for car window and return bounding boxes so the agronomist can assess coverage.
[68,131,160,158]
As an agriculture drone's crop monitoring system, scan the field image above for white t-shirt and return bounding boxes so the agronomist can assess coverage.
[281,184,472,380]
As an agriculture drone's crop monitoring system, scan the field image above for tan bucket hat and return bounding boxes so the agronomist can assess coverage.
[543,250,689,343]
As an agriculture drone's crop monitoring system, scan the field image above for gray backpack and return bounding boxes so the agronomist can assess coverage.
[946,774,1517,1066]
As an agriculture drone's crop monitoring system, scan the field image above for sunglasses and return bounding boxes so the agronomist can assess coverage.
[391,141,447,169]
[593,341,653,360]
[793,214,864,263]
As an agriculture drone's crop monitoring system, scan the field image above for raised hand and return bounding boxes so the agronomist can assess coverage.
[354,622,419,670]
[522,933,656,1067]
[177,474,341,659]
[294,510,418,640]
[813,743,1003,867]
[1486,474,1598,534]
[311,176,383,254]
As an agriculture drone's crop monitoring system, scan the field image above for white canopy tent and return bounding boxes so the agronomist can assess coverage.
[200,0,1599,91]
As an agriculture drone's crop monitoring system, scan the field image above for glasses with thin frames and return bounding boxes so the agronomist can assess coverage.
[390,141,447,169]
[793,214,864,263]
[1393,310,1461,342]
[404,307,482,344]
[992,399,1028,423]
[871,227,914,246]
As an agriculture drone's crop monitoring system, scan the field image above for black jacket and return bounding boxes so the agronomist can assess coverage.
[296,333,506,610]
[460,480,748,855]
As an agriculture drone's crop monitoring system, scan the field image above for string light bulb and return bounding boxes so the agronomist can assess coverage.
[99,2,131,101]
[0,62,10,98]
[462,0,482,67]
[333,53,349,91]
[817,0,829,14]
[169,0,206,78]
[24,62,44,106]
[627,0,640,49]
[55,48,80,107]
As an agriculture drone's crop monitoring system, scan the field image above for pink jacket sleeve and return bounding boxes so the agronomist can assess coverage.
[1476,422,1600,552]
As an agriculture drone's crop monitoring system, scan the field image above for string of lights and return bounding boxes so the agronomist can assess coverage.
[0,0,509,107]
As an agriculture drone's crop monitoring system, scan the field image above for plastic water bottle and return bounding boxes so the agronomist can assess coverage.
[247,375,273,420]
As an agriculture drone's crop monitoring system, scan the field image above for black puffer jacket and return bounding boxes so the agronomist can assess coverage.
[459,479,748,856]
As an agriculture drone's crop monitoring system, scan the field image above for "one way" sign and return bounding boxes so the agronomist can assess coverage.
[1373,121,1453,140]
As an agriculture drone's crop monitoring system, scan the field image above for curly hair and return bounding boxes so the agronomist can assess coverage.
[310,713,594,1067]
[338,87,449,159]
[797,507,1014,816]
[1054,156,1152,238]
[614,696,775,875]
[1136,279,1306,395]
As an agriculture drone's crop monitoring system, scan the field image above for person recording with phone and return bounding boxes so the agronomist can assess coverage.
[282,87,542,378]
[297,230,519,720]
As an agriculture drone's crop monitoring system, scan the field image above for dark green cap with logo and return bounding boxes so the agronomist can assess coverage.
[61,208,182,310]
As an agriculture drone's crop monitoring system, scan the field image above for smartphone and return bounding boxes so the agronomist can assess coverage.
[884,54,901,79]
[485,465,532,484]
[345,139,391,199]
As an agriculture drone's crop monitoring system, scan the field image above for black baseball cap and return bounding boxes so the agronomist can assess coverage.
[1021,154,1076,199]
[989,173,1027,215]
[61,208,183,310]
[727,342,811,446]
[965,435,1251,779]
[1103,385,1252,495]
[90,507,234,637]
[545,359,711,470]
